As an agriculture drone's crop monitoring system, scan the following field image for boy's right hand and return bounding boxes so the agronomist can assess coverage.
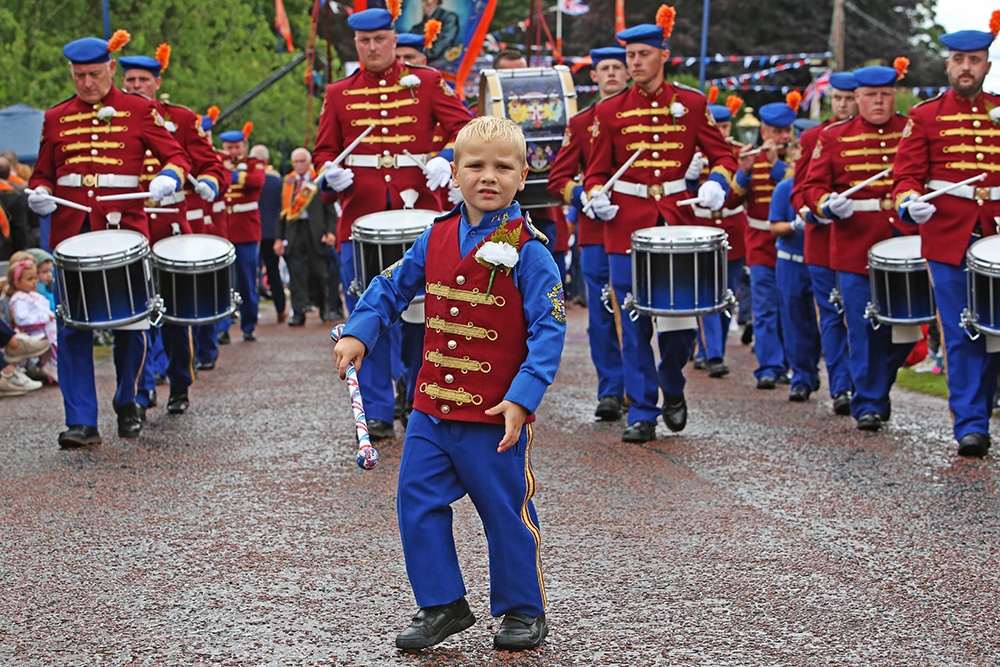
[333,336,367,380]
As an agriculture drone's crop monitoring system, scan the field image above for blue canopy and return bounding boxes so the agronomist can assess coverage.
[0,103,44,165]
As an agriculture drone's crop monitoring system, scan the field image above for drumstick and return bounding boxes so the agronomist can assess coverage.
[95,191,155,202]
[740,141,798,158]
[677,197,702,207]
[144,207,180,214]
[316,124,376,181]
[25,187,92,213]
[837,167,892,199]
[402,150,430,174]
[330,323,381,471]
[582,147,644,215]
[900,173,988,207]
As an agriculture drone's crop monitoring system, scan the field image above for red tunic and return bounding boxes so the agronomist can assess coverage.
[30,87,190,247]
[792,120,834,268]
[892,89,1000,266]
[313,61,472,250]
[732,154,784,269]
[584,82,738,255]
[547,103,604,247]
[223,156,265,244]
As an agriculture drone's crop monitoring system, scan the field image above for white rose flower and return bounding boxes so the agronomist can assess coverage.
[97,106,116,120]
[990,107,1000,124]
[670,102,686,118]
[400,74,421,88]
[476,241,519,270]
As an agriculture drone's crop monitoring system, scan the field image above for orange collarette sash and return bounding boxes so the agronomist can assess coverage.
[281,169,319,221]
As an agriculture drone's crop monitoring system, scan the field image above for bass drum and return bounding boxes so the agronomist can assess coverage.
[478,65,577,208]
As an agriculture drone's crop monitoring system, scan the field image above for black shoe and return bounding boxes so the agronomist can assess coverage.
[288,314,306,327]
[741,323,753,345]
[58,425,102,449]
[707,358,729,378]
[114,402,143,438]
[493,612,548,651]
[195,359,216,371]
[776,372,791,385]
[622,420,656,443]
[368,419,396,441]
[147,389,157,408]
[395,376,407,421]
[832,391,852,416]
[693,357,707,370]
[242,331,257,342]
[218,330,231,345]
[661,395,687,433]
[595,395,623,421]
[167,389,189,415]
[789,386,811,402]
[395,597,476,650]
[957,433,991,458]
[756,375,777,390]
[136,404,147,424]
[881,399,892,422]
[856,413,882,432]
[154,372,167,386]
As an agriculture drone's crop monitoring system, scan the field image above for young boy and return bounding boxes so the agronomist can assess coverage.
[334,116,566,651]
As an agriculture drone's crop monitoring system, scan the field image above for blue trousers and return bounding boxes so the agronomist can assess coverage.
[194,322,219,364]
[580,244,623,401]
[233,241,259,333]
[776,258,821,391]
[609,253,695,423]
[928,259,1000,441]
[58,323,145,427]
[808,265,852,397]
[697,257,744,361]
[748,264,786,379]
[838,271,914,420]
[137,324,193,406]
[398,410,544,618]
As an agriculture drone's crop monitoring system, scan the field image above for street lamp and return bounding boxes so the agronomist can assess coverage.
[735,107,761,146]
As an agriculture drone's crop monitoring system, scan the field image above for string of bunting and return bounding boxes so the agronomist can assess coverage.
[707,58,813,87]
[668,51,833,68]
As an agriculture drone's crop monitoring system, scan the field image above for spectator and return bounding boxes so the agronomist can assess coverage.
[0,319,48,397]
[251,144,288,323]
[6,254,57,383]
[1,156,29,260]
[26,248,56,312]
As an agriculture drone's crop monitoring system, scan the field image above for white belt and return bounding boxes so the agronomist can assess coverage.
[212,201,226,213]
[747,216,770,231]
[230,202,258,213]
[344,152,430,169]
[850,198,891,212]
[777,249,804,263]
[927,179,1000,201]
[160,191,185,206]
[612,178,687,200]
[692,205,745,219]
[186,208,204,221]
[56,173,140,188]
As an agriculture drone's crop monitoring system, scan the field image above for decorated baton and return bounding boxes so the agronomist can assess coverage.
[330,324,381,470]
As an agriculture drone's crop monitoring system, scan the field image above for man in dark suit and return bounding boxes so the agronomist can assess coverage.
[408,0,460,63]
[276,147,337,325]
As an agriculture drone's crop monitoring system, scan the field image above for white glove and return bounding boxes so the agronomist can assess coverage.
[194,179,217,202]
[322,162,355,192]
[27,188,57,216]
[425,156,452,191]
[906,199,937,224]
[791,216,806,233]
[827,193,854,220]
[685,152,705,181]
[447,184,463,206]
[149,174,179,201]
[584,190,619,221]
[697,180,726,211]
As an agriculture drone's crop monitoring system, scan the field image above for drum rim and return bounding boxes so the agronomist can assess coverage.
[967,236,1000,276]
[867,236,925,268]
[151,235,236,271]
[54,230,150,270]
[631,225,728,251]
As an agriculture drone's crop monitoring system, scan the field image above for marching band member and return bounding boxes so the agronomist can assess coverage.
[218,123,266,343]
[119,44,226,418]
[892,15,1000,457]
[546,46,629,421]
[791,72,858,416]
[802,62,915,432]
[313,7,472,441]
[28,33,190,447]
[583,6,738,442]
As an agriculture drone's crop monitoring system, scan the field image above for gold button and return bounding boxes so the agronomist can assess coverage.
[878,128,884,134]
[882,155,888,162]
[91,149,98,156]
[880,141,886,147]
[380,110,388,117]
[972,106,979,113]
[379,79,387,86]
[383,149,391,156]
[380,94,388,101]
[444,374,454,383]
[653,134,660,141]
[978,153,985,161]
[150,213,157,220]
[652,152,660,159]
[147,166,154,172]
[145,149,153,156]
[974,120,982,128]
[889,217,895,223]
[381,127,389,135]
[652,117,659,124]
[651,102,659,108]
[440,404,450,414]
[447,340,457,350]
[384,174,391,182]
[91,134,99,140]
[456,275,466,285]
[976,137,984,144]
[92,119,99,126]
[87,190,94,197]
[449,306,459,316]
[654,169,661,177]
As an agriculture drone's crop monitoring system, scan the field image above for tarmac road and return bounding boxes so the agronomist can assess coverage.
[2,305,998,666]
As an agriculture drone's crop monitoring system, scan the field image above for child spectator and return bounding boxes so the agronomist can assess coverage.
[6,254,58,383]
[27,248,56,312]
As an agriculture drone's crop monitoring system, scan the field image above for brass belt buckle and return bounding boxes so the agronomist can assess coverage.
[881,198,893,211]
[647,183,664,201]
[378,154,396,169]
[83,173,98,187]
[974,186,990,202]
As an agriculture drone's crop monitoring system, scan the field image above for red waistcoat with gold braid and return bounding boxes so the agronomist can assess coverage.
[413,213,537,425]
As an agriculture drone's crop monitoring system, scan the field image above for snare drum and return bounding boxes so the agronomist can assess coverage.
[866,236,935,326]
[53,229,155,329]
[629,226,730,316]
[965,235,1000,336]
[479,66,577,208]
[351,210,439,297]
[152,234,239,325]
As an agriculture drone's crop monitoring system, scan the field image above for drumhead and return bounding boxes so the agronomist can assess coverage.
[352,210,439,242]
[868,236,925,269]
[152,234,236,270]
[968,235,1000,276]
[54,229,148,269]
[631,225,727,251]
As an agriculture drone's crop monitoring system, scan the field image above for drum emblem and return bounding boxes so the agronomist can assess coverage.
[527,143,555,173]
[506,97,564,130]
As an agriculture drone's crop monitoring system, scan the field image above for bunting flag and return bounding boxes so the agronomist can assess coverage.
[276,0,295,51]
[558,0,590,15]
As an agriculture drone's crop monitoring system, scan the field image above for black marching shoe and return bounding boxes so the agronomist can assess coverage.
[756,375,777,390]
[957,433,991,458]
[136,404,147,424]
[288,314,306,327]
[167,389,189,415]
[661,395,687,433]
[856,413,882,432]
[114,402,143,438]
[395,597,476,651]
[832,390,852,416]
[595,395,623,421]
[195,359,215,371]
[789,386,811,402]
[693,357,707,370]
[493,612,548,651]
[218,330,231,345]
[367,419,396,441]
[242,331,257,342]
[707,358,729,378]
[621,420,656,443]
[58,425,102,449]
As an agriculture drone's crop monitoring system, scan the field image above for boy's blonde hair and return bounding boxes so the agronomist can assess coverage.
[454,116,527,167]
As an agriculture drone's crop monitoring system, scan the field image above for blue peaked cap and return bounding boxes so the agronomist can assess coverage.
[219,130,246,143]
[348,8,394,31]
[396,33,424,51]
[758,102,796,128]
[852,65,897,87]
[63,37,112,64]
[829,72,857,91]
[616,24,669,50]
[119,55,163,76]
[940,30,995,52]
[708,104,732,122]
[589,47,627,66]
